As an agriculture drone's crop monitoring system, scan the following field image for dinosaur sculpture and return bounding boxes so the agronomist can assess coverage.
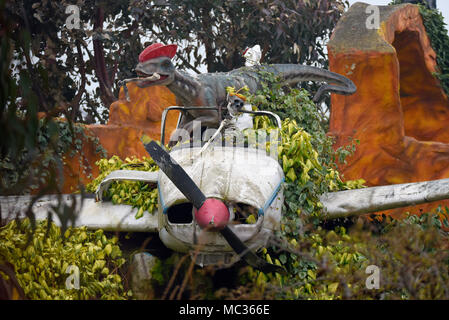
[122,43,356,135]
[243,44,262,66]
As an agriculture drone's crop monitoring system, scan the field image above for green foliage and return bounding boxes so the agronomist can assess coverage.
[86,156,158,218]
[242,113,365,299]
[418,5,449,95]
[248,71,329,131]
[255,116,364,218]
[0,219,130,300]
[5,0,134,122]
[247,71,363,220]
[218,210,449,300]
[131,0,347,72]
[0,0,95,203]
[1,119,106,194]
[246,70,359,156]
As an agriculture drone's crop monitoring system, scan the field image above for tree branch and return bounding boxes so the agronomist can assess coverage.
[69,41,87,121]
[93,5,115,108]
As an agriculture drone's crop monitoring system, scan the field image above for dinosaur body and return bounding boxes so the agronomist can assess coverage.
[134,56,356,134]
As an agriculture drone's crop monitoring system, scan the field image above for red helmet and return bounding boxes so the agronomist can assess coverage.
[139,43,177,63]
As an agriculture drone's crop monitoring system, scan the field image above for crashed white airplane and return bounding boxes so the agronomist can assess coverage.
[1,107,448,273]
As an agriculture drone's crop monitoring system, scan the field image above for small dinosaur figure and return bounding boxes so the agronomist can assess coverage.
[129,43,356,134]
[243,44,262,67]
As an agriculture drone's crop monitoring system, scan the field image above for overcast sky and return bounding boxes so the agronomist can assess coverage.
[348,0,449,26]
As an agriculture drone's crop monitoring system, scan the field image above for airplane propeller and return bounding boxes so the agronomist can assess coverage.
[144,140,285,274]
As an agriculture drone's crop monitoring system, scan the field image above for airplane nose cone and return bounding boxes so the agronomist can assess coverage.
[194,198,230,230]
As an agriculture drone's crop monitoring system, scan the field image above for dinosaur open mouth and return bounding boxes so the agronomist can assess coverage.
[137,72,168,85]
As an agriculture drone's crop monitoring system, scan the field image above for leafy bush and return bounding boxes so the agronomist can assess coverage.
[418,5,449,95]
[246,71,363,225]
[86,156,158,218]
[214,210,449,300]
[0,219,130,299]
[1,119,106,195]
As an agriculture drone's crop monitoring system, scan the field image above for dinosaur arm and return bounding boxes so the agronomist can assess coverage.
[184,86,219,129]
[167,70,203,106]
[173,84,220,139]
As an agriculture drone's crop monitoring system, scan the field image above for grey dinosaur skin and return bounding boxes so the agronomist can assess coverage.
[135,57,356,133]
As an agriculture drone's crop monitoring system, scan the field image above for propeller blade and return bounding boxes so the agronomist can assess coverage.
[144,140,206,209]
[220,226,286,275]
[144,140,285,274]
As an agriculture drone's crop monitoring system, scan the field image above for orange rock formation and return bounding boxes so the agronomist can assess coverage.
[327,3,449,217]
[61,84,178,193]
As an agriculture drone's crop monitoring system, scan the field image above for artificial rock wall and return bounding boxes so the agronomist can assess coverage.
[61,84,178,193]
[328,2,449,217]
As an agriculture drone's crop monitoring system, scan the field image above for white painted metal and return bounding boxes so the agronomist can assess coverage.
[320,177,449,218]
[159,146,284,210]
[0,194,158,232]
[3,177,449,233]
[96,169,158,201]
[157,146,285,265]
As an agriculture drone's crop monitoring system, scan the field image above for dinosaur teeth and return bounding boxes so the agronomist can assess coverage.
[134,73,165,88]
[142,73,160,81]
[120,72,161,84]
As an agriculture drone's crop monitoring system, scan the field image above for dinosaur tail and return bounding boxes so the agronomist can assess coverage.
[259,64,356,103]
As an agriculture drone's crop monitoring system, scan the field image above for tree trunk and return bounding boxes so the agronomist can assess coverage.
[200,7,216,73]
[93,5,115,108]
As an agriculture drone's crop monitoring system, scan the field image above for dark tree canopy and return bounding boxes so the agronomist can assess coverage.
[1,0,347,197]
[131,0,347,72]
[4,0,347,124]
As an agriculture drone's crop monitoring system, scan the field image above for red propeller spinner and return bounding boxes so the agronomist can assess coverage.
[194,198,230,230]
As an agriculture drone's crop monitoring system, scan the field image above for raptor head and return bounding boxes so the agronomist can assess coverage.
[135,43,177,88]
